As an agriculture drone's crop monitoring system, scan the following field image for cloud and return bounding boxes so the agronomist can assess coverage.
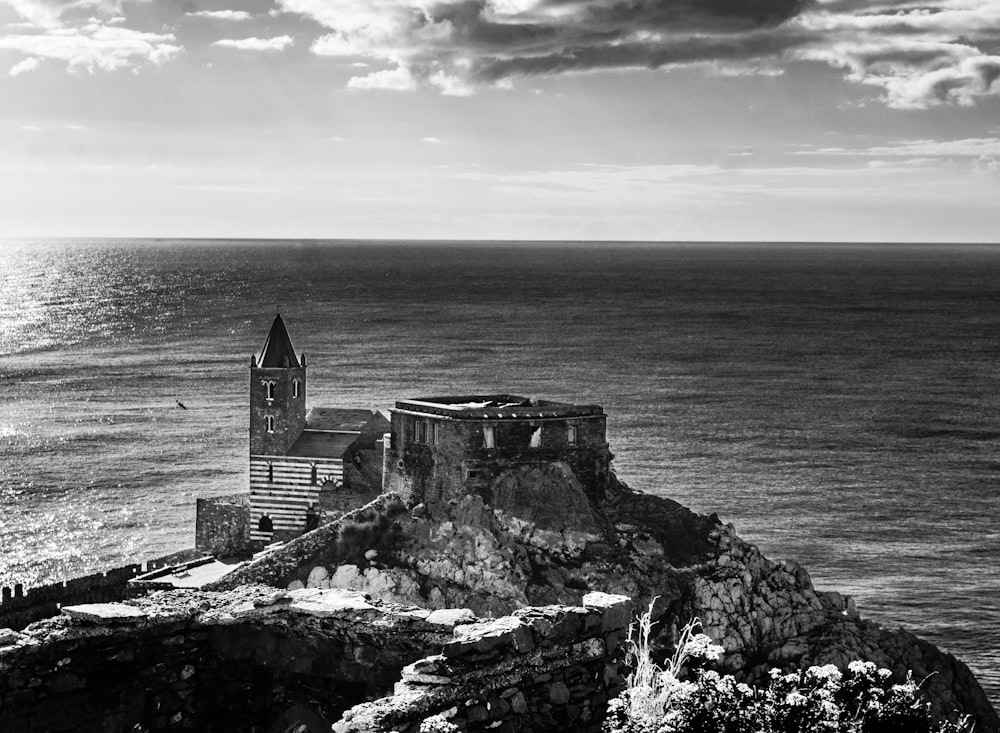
[792,2,1000,107]
[794,137,1000,158]
[422,136,442,143]
[282,0,807,94]
[347,65,415,90]
[211,35,294,52]
[8,55,39,75]
[0,0,129,29]
[186,9,252,21]
[790,136,1000,173]
[274,0,1000,106]
[0,23,181,72]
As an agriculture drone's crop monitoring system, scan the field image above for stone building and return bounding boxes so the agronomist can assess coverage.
[382,395,613,505]
[249,315,388,544]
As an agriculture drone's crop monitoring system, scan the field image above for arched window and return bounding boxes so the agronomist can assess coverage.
[265,381,276,400]
[530,426,542,448]
[265,415,275,432]
[258,515,273,533]
[292,379,300,398]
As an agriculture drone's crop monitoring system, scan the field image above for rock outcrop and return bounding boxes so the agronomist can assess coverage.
[211,474,999,732]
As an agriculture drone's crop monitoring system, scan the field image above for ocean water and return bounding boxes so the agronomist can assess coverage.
[1,239,998,706]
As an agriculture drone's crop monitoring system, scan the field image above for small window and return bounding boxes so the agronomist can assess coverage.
[292,379,300,398]
[483,425,495,449]
[265,381,276,400]
[310,463,318,484]
[417,420,427,443]
[265,415,275,432]
[432,422,440,445]
[567,425,577,445]
[530,426,542,448]
[267,462,274,482]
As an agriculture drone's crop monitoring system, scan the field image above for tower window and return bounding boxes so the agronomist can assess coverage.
[310,463,318,485]
[292,379,300,398]
[267,462,274,482]
[483,425,495,449]
[432,422,440,445]
[530,426,542,448]
[265,415,275,433]
[265,381,276,400]
[567,425,577,445]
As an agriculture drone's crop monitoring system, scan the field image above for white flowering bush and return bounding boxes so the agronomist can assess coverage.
[603,604,972,733]
[418,712,460,733]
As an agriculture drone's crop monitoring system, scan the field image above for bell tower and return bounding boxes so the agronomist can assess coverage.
[250,314,307,457]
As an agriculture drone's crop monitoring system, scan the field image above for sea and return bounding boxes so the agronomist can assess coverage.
[1,239,998,707]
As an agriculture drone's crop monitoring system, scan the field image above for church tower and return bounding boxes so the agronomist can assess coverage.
[250,314,307,457]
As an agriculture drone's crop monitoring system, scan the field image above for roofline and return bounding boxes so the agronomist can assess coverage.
[392,402,605,420]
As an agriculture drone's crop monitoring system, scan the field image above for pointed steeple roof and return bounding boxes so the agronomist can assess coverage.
[257,314,300,368]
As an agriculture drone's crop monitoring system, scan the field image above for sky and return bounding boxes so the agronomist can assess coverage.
[0,0,999,242]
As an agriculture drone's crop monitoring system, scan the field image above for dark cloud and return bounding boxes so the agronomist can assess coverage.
[469,27,810,82]
[282,0,1000,106]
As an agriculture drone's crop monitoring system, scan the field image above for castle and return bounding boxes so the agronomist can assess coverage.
[246,314,613,547]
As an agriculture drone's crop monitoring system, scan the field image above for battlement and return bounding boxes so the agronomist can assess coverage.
[0,550,206,631]
[395,394,604,420]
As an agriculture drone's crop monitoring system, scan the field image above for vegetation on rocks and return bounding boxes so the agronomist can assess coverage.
[604,608,973,733]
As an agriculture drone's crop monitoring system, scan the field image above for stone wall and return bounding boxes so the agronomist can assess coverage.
[334,591,632,733]
[0,586,631,733]
[206,494,411,594]
[195,494,250,556]
[383,412,612,506]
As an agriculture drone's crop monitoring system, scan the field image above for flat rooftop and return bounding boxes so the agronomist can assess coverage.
[288,430,358,459]
[129,557,243,590]
[395,394,604,420]
[306,407,384,432]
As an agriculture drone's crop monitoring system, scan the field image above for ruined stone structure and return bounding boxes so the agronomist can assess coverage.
[0,586,631,733]
[247,315,388,545]
[383,395,613,505]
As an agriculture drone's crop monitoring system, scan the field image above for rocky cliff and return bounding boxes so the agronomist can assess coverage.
[211,465,999,731]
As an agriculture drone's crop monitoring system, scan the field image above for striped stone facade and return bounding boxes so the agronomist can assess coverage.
[250,455,344,542]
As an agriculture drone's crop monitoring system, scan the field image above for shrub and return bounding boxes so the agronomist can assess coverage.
[418,713,459,733]
[603,603,972,733]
